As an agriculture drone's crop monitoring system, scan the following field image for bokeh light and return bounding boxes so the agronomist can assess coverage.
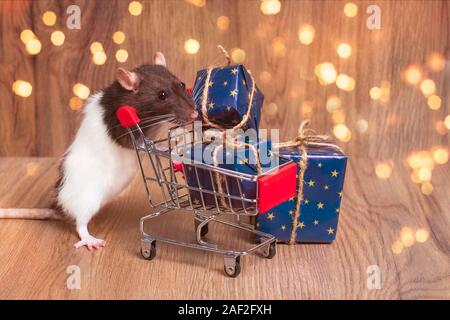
[298,24,315,45]
[12,80,33,98]
[404,65,422,85]
[336,74,355,91]
[301,101,313,118]
[271,37,286,57]
[50,30,65,46]
[266,102,278,116]
[415,229,429,243]
[113,31,126,44]
[427,95,441,110]
[370,87,382,100]
[115,49,128,63]
[344,2,358,17]
[333,124,351,142]
[326,95,341,113]
[20,29,35,44]
[26,38,42,55]
[260,71,271,84]
[128,1,143,16]
[231,48,246,63]
[332,109,346,124]
[427,52,445,72]
[391,241,403,254]
[260,0,281,15]
[445,115,450,129]
[217,16,230,31]
[186,0,206,7]
[433,148,448,164]
[42,11,57,26]
[315,63,337,85]
[355,119,368,133]
[420,79,436,96]
[92,51,107,65]
[73,83,90,99]
[421,182,433,195]
[337,43,352,58]
[400,227,415,247]
[90,42,104,54]
[435,121,447,135]
[69,96,84,110]
[417,167,431,182]
[375,162,392,179]
[184,39,200,54]
[26,162,38,176]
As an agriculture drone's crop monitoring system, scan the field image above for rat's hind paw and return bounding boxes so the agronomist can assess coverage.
[74,236,106,250]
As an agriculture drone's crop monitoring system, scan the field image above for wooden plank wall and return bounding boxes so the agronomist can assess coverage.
[0,0,448,159]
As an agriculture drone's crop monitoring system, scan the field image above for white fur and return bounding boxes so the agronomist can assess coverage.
[57,92,138,226]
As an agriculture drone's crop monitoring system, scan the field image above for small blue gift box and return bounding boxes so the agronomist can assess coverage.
[192,64,263,131]
[256,145,347,243]
[182,138,278,210]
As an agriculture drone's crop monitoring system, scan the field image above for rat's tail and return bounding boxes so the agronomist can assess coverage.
[0,208,61,220]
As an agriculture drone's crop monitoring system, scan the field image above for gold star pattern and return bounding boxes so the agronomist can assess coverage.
[268,150,274,157]
[226,106,232,111]
[336,208,340,213]
[193,199,200,205]
[288,210,294,215]
[304,199,309,204]
[308,180,315,187]
[298,221,305,229]
[338,191,343,198]
[242,79,246,86]
[313,219,319,225]
[231,68,238,75]
[223,81,228,86]
[256,222,260,227]
[327,227,335,235]
[281,225,286,231]
[317,202,324,209]
[267,212,275,220]
[331,169,339,177]
[207,102,215,110]
[207,81,214,87]
[230,89,238,98]
[324,185,329,190]
[318,162,323,168]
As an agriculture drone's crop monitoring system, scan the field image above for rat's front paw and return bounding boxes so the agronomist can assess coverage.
[74,236,106,250]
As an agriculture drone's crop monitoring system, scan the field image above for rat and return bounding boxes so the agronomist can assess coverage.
[0,52,198,250]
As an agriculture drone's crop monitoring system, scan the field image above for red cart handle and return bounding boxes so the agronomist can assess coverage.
[117,105,141,128]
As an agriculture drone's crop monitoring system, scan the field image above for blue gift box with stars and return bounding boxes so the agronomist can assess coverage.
[256,145,347,243]
[192,64,263,131]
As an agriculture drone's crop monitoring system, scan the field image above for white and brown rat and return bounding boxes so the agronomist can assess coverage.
[0,52,198,250]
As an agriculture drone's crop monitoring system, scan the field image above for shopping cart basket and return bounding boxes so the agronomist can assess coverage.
[117,105,297,277]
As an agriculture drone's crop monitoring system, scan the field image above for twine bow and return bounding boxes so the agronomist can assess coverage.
[274,121,343,244]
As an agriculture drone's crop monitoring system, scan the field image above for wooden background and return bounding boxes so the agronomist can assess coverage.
[0,0,448,158]
[0,0,449,300]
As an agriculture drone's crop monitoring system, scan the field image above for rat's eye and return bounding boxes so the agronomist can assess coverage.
[179,82,186,89]
[158,90,168,100]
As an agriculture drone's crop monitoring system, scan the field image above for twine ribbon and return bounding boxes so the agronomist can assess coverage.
[273,121,343,244]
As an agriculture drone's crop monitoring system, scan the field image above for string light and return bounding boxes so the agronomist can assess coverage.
[115,49,128,63]
[69,97,84,110]
[337,43,352,58]
[26,38,42,55]
[369,87,381,100]
[433,148,448,164]
[435,121,447,135]
[12,80,32,97]
[298,24,315,45]
[427,95,441,110]
[92,51,107,65]
[355,119,368,133]
[421,182,433,195]
[326,95,341,113]
[231,48,246,63]
[128,1,143,16]
[417,167,431,182]
[184,39,200,54]
[344,2,358,17]
[315,63,337,85]
[333,124,351,142]
[260,0,281,15]
[113,31,126,44]
[404,65,422,85]
[73,83,90,99]
[50,30,65,46]
[400,227,415,247]
[216,16,230,31]
[420,79,436,96]
[336,74,355,91]
[415,229,429,243]
[90,42,104,54]
[427,52,445,72]
[20,29,35,44]
[375,162,392,179]
[42,11,57,26]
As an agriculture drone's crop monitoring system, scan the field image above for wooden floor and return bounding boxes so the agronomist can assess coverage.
[0,157,448,299]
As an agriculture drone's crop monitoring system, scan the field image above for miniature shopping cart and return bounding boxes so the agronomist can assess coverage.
[117,105,297,277]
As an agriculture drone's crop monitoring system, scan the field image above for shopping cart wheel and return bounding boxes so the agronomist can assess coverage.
[224,255,241,278]
[141,239,156,260]
[194,218,209,237]
[262,242,276,259]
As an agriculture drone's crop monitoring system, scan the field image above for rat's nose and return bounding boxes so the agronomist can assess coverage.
[191,110,199,120]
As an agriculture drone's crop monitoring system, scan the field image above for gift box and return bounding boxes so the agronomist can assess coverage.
[192,64,264,131]
[256,145,347,243]
[182,137,283,210]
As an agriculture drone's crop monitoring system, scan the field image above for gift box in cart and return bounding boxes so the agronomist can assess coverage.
[116,105,297,277]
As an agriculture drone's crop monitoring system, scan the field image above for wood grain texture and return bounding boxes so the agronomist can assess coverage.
[0,0,448,157]
[0,157,448,299]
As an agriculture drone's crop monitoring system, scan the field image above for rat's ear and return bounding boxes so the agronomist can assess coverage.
[116,68,140,92]
[153,52,166,67]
